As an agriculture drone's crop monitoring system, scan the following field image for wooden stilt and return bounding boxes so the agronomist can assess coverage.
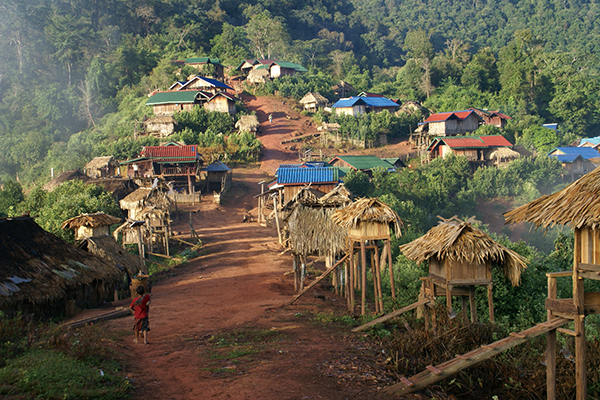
[374,244,384,312]
[487,284,494,322]
[293,255,299,292]
[300,255,306,291]
[348,251,355,312]
[386,240,396,299]
[547,273,558,400]
[573,228,587,400]
[445,284,452,315]
[361,240,367,316]
[461,296,468,323]
[370,248,379,313]
[469,286,478,323]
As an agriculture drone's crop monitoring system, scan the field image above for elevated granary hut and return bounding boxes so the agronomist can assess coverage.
[299,92,328,112]
[400,216,527,323]
[85,156,120,179]
[331,198,402,315]
[61,212,122,241]
[504,166,600,399]
[0,216,122,319]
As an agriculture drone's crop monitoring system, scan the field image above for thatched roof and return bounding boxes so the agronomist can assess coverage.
[235,115,260,132]
[320,183,351,207]
[486,147,521,161]
[332,80,356,91]
[282,186,326,210]
[331,197,402,236]
[299,92,328,105]
[43,170,90,191]
[120,187,172,211]
[399,216,527,286]
[144,115,176,125]
[61,212,122,230]
[285,203,347,256]
[89,178,139,201]
[504,166,600,230]
[85,156,119,171]
[79,236,140,276]
[0,217,122,314]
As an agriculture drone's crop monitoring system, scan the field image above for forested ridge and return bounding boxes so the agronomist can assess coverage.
[1,0,600,184]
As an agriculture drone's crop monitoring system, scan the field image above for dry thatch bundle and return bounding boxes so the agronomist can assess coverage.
[43,170,90,191]
[85,156,119,172]
[299,92,328,106]
[89,178,138,201]
[0,217,122,317]
[399,216,527,286]
[235,115,260,132]
[285,203,347,257]
[504,166,600,230]
[61,212,121,230]
[486,147,521,162]
[320,183,351,207]
[331,197,402,236]
[120,187,172,212]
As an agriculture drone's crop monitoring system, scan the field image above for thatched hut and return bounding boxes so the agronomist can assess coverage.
[144,115,177,138]
[0,216,123,319]
[400,216,527,322]
[331,198,402,314]
[486,147,521,166]
[84,156,120,179]
[235,115,260,133]
[115,187,172,253]
[78,235,140,277]
[299,92,328,112]
[503,166,600,399]
[332,80,356,98]
[247,68,270,83]
[283,185,351,292]
[61,212,122,241]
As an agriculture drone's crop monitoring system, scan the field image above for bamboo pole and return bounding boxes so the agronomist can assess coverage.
[370,248,379,313]
[547,273,558,400]
[386,239,396,299]
[573,228,587,400]
[273,196,282,244]
[361,240,367,316]
[374,244,383,312]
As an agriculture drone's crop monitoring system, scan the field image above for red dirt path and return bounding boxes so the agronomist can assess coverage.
[100,96,404,400]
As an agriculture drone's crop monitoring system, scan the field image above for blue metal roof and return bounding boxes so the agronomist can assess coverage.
[360,97,399,107]
[580,137,600,146]
[549,154,582,163]
[331,97,367,108]
[550,147,600,160]
[276,167,339,185]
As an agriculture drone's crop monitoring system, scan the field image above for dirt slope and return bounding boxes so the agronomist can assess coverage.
[101,96,397,400]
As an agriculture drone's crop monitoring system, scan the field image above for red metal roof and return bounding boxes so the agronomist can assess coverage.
[141,145,198,158]
[441,137,487,148]
[424,110,478,123]
[479,135,513,147]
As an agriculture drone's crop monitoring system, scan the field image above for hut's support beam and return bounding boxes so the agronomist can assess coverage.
[446,284,452,315]
[273,196,282,244]
[547,273,558,400]
[386,239,396,299]
[374,244,383,312]
[487,284,494,322]
[461,296,468,323]
[347,252,354,312]
[361,240,367,315]
[573,228,587,400]
[469,286,478,323]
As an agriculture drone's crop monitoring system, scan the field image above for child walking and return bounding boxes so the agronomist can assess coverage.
[130,285,151,344]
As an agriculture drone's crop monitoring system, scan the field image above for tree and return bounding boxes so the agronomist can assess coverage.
[245,10,290,59]
[403,30,433,61]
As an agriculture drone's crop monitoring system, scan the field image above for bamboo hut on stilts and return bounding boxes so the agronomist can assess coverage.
[331,198,402,315]
[283,185,351,293]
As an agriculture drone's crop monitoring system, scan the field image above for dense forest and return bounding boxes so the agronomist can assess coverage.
[1,0,600,184]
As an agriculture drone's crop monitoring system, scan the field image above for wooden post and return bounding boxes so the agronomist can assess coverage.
[487,284,494,322]
[370,248,379,313]
[361,240,367,316]
[136,225,147,274]
[461,296,468,323]
[347,247,354,312]
[300,255,306,291]
[469,286,478,323]
[386,240,396,299]
[374,244,384,312]
[547,274,558,400]
[573,228,586,400]
[273,196,282,244]
[446,284,452,314]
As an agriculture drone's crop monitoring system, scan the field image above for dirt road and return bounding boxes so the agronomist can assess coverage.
[103,97,390,400]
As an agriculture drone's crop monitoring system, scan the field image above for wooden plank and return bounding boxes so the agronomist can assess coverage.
[578,263,600,272]
[557,327,579,337]
[546,271,573,278]
[284,254,348,306]
[447,279,493,286]
[578,270,600,281]
[426,365,442,375]
[400,377,414,387]
[510,332,526,339]
[352,298,430,332]
[545,298,578,314]
[65,309,130,329]
[383,318,570,396]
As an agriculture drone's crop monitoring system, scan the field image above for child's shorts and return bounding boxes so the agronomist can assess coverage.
[133,317,150,333]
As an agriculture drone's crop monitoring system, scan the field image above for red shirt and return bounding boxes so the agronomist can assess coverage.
[130,294,150,319]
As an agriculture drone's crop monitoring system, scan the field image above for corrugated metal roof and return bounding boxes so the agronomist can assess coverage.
[358,92,385,97]
[146,91,199,105]
[437,137,487,148]
[331,97,367,108]
[479,135,513,147]
[277,167,339,185]
[549,154,582,163]
[424,110,481,123]
[185,57,221,65]
[361,97,399,107]
[181,76,233,90]
[141,145,198,158]
[332,155,393,170]
[550,147,600,160]
[204,161,231,172]
[274,61,308,72]
[579,137,600,146]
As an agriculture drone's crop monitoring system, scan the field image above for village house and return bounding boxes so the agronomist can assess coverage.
[331,96,398,116]
[426,135,515,164]
[174,76,233,94]
[203,160,232,193]
[121,142,202,193]
[548,146,600,180]
[61,212,122,242]
[419,109,483,136]
[235,59,308,80]
[299,92,329,112]
[84,156,120,179]
[468,108,512,129]
[331,80,356,98]
[0,216,124,319]
[146,91,200,116]
[183,57,224,79]
[267,166,343,207]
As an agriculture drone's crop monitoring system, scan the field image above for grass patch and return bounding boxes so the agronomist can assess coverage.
[0,349,130,399]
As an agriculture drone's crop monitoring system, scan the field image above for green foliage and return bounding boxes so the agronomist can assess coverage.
[0,180,24,217]
[342,169,373,198]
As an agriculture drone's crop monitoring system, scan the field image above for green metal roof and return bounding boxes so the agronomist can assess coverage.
[146,91,199,106]
[185,57,221,65]
[333,155,393,170]
[274,61,308,72]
